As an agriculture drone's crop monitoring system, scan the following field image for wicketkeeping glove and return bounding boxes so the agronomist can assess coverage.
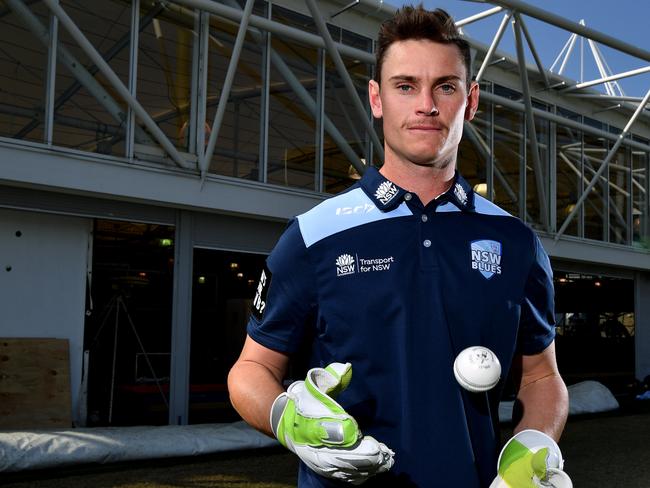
[270,362,395,484]
[489,429,573,488]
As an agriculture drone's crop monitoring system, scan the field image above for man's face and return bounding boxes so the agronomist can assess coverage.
[369,39,479,169]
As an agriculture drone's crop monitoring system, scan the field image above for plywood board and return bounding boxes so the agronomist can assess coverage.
[0,338,72,429]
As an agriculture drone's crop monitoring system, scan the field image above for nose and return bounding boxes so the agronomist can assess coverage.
[416,91,438,116]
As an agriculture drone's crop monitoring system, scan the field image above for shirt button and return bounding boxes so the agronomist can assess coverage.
[421,214,428,222]
[404,193,412,201]
[423,239,431,247]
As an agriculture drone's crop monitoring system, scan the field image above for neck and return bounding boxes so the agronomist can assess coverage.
[379,155,456,206]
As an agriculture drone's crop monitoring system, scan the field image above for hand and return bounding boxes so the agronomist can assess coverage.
[490,430,572,488]
[270,362,395,484]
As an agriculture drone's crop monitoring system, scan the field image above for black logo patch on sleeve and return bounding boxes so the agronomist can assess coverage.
[251,265,272,321]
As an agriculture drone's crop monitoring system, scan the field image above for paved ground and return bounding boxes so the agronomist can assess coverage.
[2,402,650,487]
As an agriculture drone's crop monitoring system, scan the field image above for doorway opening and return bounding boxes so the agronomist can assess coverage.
[84,219,175,426]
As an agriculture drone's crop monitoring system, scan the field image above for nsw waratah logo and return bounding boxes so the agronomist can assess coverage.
[336,254,356,276]
[454,183,468,206]
[374,181,398,205]
[470,240,502,279]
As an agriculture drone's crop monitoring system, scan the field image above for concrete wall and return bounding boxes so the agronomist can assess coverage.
[0,208,91,426]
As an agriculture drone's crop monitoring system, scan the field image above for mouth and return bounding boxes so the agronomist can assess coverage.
[407,126,443,132]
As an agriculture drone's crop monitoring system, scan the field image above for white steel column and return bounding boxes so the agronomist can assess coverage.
[513,13,548,229]
[169,210,194,425]
[126,0,140,160]
[43,4,58,145]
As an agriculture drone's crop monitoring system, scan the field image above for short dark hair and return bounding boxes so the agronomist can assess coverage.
[375,5,472,90]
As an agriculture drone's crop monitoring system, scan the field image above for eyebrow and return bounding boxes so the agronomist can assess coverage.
[388,75,463,84]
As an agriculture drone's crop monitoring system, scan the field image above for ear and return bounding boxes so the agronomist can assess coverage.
[368,80,383,119]
[464,82,480,121]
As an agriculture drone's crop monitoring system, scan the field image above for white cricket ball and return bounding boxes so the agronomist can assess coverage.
[453,346,501,392]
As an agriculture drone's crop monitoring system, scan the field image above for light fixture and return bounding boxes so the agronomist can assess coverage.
[159,238,173,247]
[230,262,239,270]
[594,281,601,287]
[198,276,206,284]
[236,272,244,279]
[473,182,488,197]
[348,159,366,180]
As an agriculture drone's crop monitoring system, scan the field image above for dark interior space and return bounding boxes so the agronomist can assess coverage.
[84,220,175,426]
[553,270,635,396]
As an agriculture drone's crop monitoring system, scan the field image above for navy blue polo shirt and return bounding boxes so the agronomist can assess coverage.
[247,166,555,487]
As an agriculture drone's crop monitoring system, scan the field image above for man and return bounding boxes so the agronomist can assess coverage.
[228,5,569,487]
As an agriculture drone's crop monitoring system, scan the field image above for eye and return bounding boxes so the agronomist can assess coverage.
[438,83,456,94]
[397,84,413,93]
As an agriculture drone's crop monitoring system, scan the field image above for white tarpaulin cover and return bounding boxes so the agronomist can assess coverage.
[0,421,278,472]
[498,380,620,422]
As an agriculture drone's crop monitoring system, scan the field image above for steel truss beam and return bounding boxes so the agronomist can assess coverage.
[556,86,650,241]
[516,14,549,88]
[456,6,503,27]
[471,0,650,64]
[181,0,366,177]
[201,0,256,180]
[480,91,650,154]
[41,0,190,169]
[305,0,383,166]
[513,13,548,229]
[475,11,512,83]
[14,4,164,142]
[562,65,650,93]
[171,0,375,65]
[6,0,153,145]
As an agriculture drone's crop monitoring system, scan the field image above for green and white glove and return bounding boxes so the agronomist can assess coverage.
[490,429,573,488]
[270,362,395,484]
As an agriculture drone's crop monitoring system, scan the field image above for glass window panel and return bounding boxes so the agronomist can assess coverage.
[583,133,608,241]
[526,106,550,230]
[0,2,49,143]
[492,86,522,217]
[52,0,131,155]
[189,248,266,424]
[266,35,317,189]
[137,8,195,152]
[272,4,317,34]
[608,145,630,245]
[458,97,491,195]
[632,147,649,249]
[556,120,582,238]
[323,55,371,194]
[206,17,262,180]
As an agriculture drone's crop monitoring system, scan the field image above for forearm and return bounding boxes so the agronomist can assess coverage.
[514,373,568,442]
[228,358,285,437]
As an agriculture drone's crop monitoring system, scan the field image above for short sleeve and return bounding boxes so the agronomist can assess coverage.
[246,219,317,353]
[517,235,556,355]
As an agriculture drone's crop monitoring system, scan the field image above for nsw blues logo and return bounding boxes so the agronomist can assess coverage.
[470,240,502,279]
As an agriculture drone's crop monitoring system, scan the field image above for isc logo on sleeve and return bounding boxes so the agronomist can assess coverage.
[470,240,502,279]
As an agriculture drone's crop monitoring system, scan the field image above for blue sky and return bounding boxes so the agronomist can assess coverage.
[384,1,650,98]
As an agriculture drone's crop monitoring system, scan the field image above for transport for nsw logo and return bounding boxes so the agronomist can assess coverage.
[336,254,356,276]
